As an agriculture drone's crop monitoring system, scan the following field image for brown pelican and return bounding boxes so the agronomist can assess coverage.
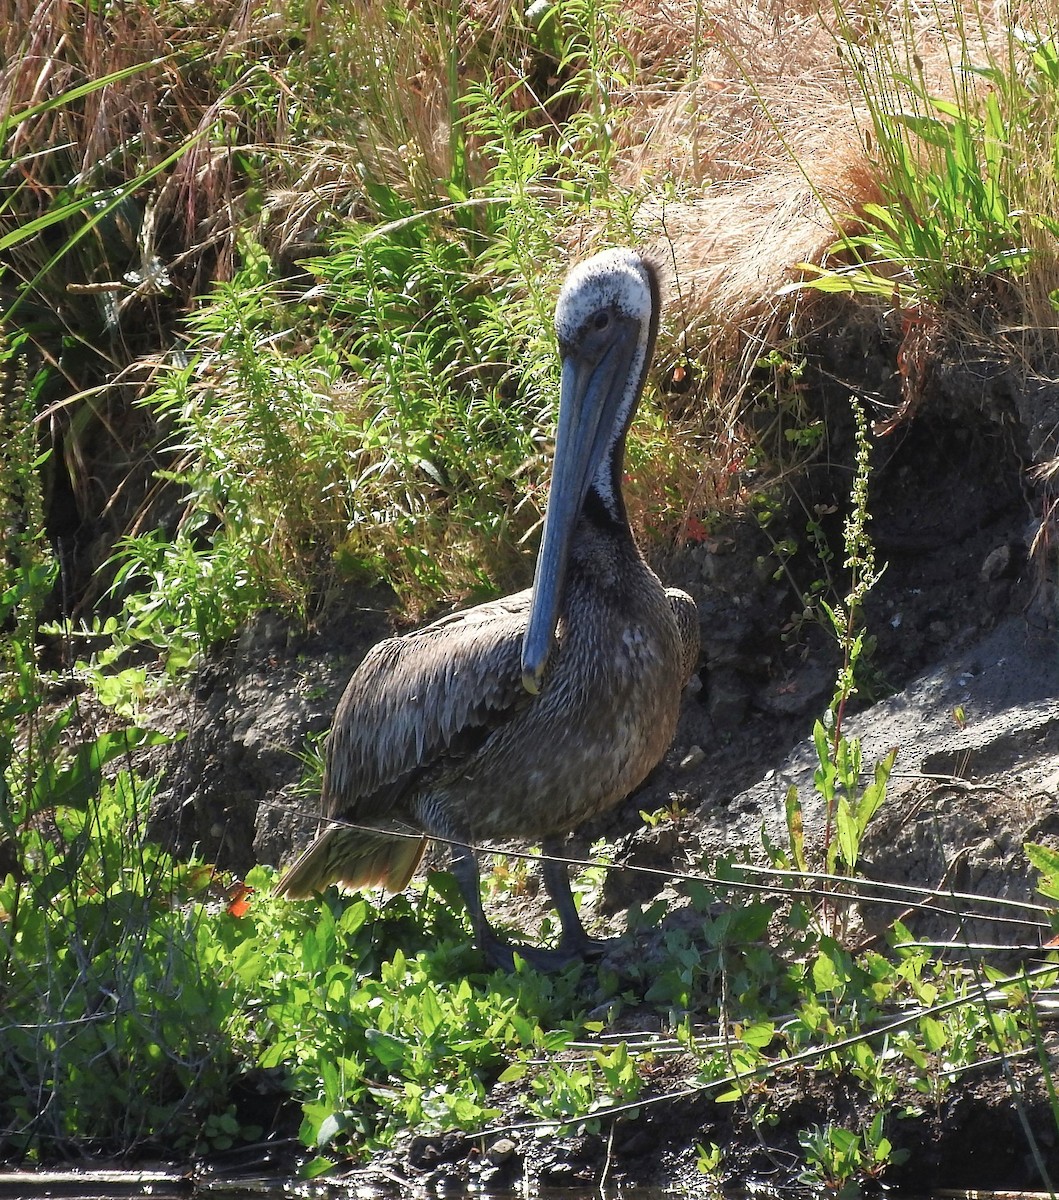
[275,247,699,970]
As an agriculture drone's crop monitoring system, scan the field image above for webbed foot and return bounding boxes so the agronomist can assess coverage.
[478,930,600,973]
[555,929,622,961]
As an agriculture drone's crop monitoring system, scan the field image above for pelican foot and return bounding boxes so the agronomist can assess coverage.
[450,845,619,972]
[477,932,568,972]
[478,930,621,973]
[557,931,622,961]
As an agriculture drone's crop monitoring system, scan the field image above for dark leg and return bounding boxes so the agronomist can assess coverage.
[447,840,521,971]
[448,837,605,972]
[541,836,616,960]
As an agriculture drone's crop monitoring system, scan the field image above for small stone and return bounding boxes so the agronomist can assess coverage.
[409,1136,443,1169]
[487,1137,517,1165]
[980,542,1014,581]
[706,669,750,729]
[756,662,830,716]
[680,745,705,770]
[539,1161,578,1186]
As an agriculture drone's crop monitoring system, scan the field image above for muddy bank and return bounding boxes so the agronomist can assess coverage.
[344,1057,1059,1195]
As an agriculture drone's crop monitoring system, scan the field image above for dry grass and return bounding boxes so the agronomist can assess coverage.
[0,0,242,281]
[0,0,308,602]
[613,4,960,292]
[561,0,1059,439]
[6,0,1058,613]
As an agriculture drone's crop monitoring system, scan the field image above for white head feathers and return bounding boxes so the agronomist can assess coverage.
[554,248,654,347]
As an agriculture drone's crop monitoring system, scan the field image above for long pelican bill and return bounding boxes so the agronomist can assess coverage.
[521,315,640,693]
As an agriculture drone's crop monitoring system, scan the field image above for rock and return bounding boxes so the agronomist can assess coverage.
[680,744,705,770]
[408,1136,444,1170]
[704,667,750,729]
[486,1137,517,1164]
[602,823,688,913]
[477,1164,512,1188]
[755,661,832,716]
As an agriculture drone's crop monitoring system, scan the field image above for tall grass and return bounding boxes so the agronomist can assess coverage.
[793,4,1059,334]
[0,0,313,610]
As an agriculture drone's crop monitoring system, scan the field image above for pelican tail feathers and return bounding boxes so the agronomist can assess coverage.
[274,824,427,898]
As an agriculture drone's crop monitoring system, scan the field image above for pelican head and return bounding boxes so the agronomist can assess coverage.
[521,248,660,693]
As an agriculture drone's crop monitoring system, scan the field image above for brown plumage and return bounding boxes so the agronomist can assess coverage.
[276,248,699,970]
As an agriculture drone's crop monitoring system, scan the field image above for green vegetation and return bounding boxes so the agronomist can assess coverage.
[3,0,1059,1188]
[789,5,1059,314]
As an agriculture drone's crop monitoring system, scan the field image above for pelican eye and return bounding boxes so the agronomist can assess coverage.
[593,310,611,331]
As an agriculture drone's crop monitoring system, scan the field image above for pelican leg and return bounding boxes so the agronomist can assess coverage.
[445,841,517,970]
[447,839,605,972]
[541,836,614,960]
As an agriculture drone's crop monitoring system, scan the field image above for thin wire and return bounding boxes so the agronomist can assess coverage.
[267,800,1056,933]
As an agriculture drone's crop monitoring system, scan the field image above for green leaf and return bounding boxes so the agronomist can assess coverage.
[303,1156,336,1179]
[497,1061,528,1084]
[859,202,904,235]
[1026,841,1059,874]
[778,263,897,299]
[857,747,897,832]
[784,785,807,874]
[1026,841,1059,902]
[836,794,858,872]
[365,1029,408,1070]
[29,727,171,817]
[738,1021,775,1049]
[418,987,444,1037]
[315,1112,344,1148]
[892,109,954,148]
[812,952,841,993]
[919,1015,948,1052]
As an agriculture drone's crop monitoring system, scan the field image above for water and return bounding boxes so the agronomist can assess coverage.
[0,1172,1002,1200]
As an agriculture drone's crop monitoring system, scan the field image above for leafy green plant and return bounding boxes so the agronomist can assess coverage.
[112,218,553,659]
[0,340,244,1160]
[0,534,223,1159]
[765,383,893,929]
[695,1139,724,1179]
[798,1112,906,1194]
[793,722,897,881]
[0,770,257,1158]
[523,1041,644,1134]
[788,11,1059,311]
[233,876,596,1167]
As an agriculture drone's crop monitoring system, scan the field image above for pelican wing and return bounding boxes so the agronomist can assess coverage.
[322,589,535,817]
